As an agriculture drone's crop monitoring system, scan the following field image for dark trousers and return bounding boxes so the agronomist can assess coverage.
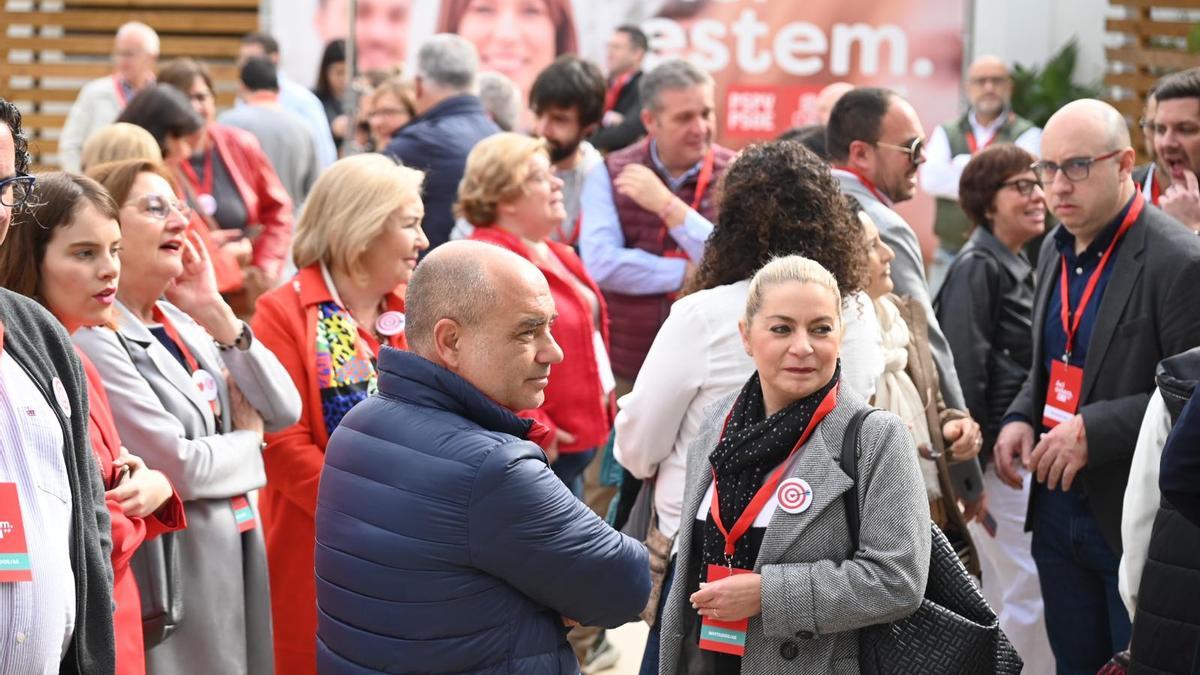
[1030,483,1130,674]
[639,556,676,675]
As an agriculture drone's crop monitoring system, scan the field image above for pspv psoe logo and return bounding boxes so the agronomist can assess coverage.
[0,520,12,541]
[1054,379,1074,404]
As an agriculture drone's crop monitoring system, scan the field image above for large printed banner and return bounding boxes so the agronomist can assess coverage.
[273,0,963,240]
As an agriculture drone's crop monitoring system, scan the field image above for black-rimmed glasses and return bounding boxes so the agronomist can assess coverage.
[1032,150,1122,183]
[875,137,926,167]
[0,174,35,208]
[997,178,1043,197]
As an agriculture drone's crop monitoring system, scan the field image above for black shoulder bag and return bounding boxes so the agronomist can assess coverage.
[841,408,1023,675]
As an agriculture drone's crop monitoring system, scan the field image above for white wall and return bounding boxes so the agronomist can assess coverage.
[969,0,1113,86]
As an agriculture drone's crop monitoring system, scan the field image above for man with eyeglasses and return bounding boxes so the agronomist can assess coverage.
[921,56,1042,294]
[1132,87,1167,209]
[59,22,160,173]
[0,97,117,674]
[994,98,1200,673]
[1152,68,1200,233]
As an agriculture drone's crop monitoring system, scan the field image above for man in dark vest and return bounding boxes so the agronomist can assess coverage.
[580,58,734,393]
[1152,67,1200,233]
[994,99,1200,673]
[589,24,648,153]
[921,56,1041,292]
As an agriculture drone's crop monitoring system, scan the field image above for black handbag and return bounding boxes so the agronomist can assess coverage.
[840,408,1023,675]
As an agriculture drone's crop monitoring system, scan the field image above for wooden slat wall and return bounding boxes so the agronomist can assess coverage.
[1105,3,1200,161]
[1,0,260,170]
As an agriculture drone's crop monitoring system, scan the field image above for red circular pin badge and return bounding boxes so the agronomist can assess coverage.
[375,311,406,336]
[192,370,219,402]
[776,478,813,514]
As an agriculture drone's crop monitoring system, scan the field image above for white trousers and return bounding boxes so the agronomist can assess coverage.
[967,464,1056,675]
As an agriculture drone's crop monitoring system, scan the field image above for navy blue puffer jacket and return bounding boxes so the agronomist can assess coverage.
[315,349,651,674]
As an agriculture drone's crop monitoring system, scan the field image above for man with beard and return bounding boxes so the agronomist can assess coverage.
[1152,68,1200,233]
[530,56,607,248]
[921,56,1042,292]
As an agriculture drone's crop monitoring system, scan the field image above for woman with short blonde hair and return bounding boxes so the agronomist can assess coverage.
[250,152,429,675]
[80,122,162,171]
[461,132,614,504]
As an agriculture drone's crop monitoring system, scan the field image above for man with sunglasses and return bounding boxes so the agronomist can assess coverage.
[0,98,116,673]
[59,22,159,173]
[995,98,1200,673]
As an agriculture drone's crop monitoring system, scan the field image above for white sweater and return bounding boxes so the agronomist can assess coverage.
[614,281,883,538]
[1119,389,1172,619]
[59,75,124,172]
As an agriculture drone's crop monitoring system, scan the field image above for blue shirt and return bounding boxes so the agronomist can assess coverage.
[277,75,337,168]
[1040,195,1137,387]
[578,140,714,295]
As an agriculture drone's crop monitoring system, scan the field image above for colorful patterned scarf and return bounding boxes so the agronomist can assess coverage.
[315,300,378,436]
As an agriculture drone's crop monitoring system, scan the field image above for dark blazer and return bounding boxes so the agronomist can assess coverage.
[383,94,499,250]
[1005,197,1200,551]
[0,289,115,675]
[590,70,646,153]
[315,349,650,674]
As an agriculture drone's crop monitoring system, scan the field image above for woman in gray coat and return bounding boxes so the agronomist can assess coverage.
[658,256,930,674]
[75,159,301,674]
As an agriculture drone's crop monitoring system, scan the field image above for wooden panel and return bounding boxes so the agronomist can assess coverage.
[1110,98,1145,119]
[1106,17,1197,38]
[30,139,60,156]
[1105,71,1162,91]
[1111,0,1200,8]
[64,0,257,8]
[1106,46,1200,70]
[21,113,68,128]
[3,36,242,58]
[1,10,258,33]
[1,89,82,103]
[0,62,238,80]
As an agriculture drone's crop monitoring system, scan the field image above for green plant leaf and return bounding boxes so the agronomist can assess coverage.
[1190,24,1200,53]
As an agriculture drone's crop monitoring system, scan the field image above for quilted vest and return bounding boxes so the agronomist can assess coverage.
[603,139,733,380]
[934,112,1036,252]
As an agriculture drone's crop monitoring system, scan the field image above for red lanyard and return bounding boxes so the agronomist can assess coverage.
[709,385,838,558]
[833,166,890,206]
[554,213,582,248]
[1141,170,1162,206]
[112,74,130,107]
[605,72,633,113]
[153,306,219,415]
[964,130,997,155]
[655,147,715,258]
[1057,193,1145,358]
[178,149,214,197]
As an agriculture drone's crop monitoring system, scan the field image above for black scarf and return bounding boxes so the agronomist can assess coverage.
[702,365,840,571]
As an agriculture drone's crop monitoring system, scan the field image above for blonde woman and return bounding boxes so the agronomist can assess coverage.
[250,153,428,675]
[658,255,929,673]
[80,122,162,172]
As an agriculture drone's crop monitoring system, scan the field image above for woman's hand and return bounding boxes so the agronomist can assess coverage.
[167,230,242,345]
[546,428,576,464]
[106,451,174,518]
[690,573,762,623]
[229,378,264,437]
[942,416,982,463]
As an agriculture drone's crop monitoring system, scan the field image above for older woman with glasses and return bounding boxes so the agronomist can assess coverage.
[935,143,1054,672]
[74,159,300,675]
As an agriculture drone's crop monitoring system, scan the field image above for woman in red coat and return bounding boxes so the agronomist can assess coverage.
[156,57,294,311]
[251,154,428,674]
[0,171,186,675]
[458,132,614,495]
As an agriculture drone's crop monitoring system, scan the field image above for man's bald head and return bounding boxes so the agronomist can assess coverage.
[1045,98,1131,151]
[405,240,562,411]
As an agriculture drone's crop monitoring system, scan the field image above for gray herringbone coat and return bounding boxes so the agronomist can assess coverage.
[659,384,931,674]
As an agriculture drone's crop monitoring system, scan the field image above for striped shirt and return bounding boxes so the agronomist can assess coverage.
[0,346,75,675]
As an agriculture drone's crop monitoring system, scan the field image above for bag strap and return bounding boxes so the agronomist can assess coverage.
[840,408,879,552]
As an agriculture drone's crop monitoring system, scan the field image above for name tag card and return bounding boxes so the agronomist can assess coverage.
[0,483,33,582]
[1042,361,1082,429]
[698,564,752,656]
[231,495,257,533]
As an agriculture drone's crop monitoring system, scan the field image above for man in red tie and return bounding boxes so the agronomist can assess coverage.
[590,25,648,153]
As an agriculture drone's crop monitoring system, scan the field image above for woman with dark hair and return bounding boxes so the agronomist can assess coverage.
[935,142,1053,671]
[153,57,294,315]
[0,171,187,675]
[438,0,577,110]
[76,159,300,674]
[614,140,879,673]
[117,85,204,161]
[312,39,348,147]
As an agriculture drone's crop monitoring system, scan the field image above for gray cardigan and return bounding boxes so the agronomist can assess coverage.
[659,384,930,674]
[0,288,114,674]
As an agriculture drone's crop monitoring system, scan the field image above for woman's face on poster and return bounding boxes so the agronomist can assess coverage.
[455,0,560,100]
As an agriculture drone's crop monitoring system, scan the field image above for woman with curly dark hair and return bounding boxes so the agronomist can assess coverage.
[613,140,882,673]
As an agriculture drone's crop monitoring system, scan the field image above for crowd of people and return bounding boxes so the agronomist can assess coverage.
[3,17,1200,675]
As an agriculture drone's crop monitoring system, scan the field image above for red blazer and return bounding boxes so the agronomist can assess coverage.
[250,264,407,675]
[79,350,186,675]
[470,226,613,453]
[179,124,294,282]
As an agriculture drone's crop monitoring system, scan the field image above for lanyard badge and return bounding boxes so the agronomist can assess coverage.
[0,483,33,582]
